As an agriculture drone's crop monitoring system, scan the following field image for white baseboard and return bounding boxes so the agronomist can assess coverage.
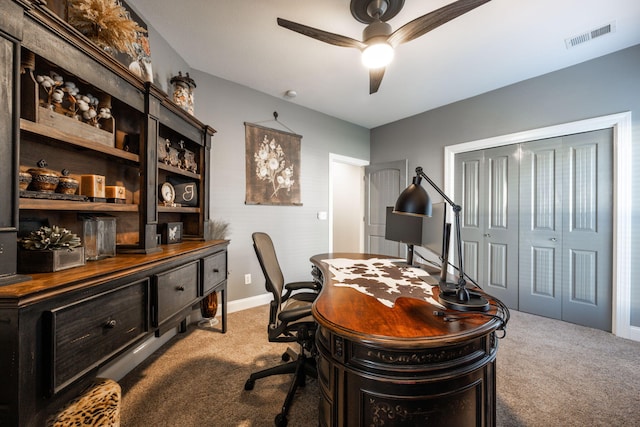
[227,292,272,313]
[98,293,273,381]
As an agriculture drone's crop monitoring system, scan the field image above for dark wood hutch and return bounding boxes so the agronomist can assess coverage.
[0,1,228,425]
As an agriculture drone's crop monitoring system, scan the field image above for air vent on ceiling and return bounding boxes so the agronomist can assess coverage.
[565,21,616,49]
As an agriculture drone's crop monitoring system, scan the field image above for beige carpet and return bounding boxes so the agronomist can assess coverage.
[119,305,640,426]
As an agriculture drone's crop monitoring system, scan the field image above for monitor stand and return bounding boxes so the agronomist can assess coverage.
[391,243,415,269]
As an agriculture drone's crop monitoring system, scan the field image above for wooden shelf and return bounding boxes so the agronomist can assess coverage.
[158,162,201,180]
[20,118,139,163]
[20,198,139,212]
[158,205,200,213]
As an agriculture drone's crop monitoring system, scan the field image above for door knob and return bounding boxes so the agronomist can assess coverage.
[550,238,557,242]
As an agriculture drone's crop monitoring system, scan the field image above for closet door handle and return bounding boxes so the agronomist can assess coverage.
[484,233,491,238]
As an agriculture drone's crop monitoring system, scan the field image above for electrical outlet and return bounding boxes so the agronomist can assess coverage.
[244,274,251,285]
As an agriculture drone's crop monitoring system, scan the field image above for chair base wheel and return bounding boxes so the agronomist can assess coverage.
[275,413,288,427]
[244,379,255,391]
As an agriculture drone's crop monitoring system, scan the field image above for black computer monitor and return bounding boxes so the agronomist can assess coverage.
[385,206,423,266]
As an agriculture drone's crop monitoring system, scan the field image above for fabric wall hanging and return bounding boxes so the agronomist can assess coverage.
[245,122,302,206]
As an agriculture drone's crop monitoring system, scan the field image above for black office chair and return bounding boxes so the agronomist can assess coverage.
[245,232,319,427]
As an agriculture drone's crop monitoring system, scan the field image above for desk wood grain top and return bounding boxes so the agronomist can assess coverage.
[311,253,503,348]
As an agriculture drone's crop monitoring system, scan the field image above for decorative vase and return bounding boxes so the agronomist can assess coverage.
[27,159,59,193]
[56,169,79,194]
[19,171,32,191]
[170,71,196,115]
[199,292,219,328]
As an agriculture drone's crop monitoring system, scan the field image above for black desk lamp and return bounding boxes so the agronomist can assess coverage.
[394,166,489,312]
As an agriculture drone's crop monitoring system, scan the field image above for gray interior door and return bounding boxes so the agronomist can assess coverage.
[519,136,564,319]
[456,145,520,308]
[364,160,408,255]
[456,151,484,281]
[561,130,612,330]
[456,129,612,330]
[519,129,613,330]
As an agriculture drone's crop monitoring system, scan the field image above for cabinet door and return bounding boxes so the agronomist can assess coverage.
[0,21,19,279]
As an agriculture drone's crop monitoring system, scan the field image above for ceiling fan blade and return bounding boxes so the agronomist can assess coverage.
[277,18,367,50]
[387,0,492,46]
[369,67,386,94]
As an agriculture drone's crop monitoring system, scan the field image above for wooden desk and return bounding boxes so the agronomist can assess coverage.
[311,253,508,427]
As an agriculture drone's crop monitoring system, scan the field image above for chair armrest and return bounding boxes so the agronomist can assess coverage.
[291,292,317,303]
[278,306,312,323]
[285,280,320,292]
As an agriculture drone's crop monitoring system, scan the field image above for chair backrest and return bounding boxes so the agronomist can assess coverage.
[252,232,286,322]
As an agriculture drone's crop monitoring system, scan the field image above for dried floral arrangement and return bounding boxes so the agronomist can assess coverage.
[205,219,230,241]
[21,225,82,251]
[67,0,146,58]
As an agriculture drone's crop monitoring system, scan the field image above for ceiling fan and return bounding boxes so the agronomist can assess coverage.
[277,0,491,94]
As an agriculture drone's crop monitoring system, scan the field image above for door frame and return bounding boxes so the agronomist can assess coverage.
[329,153,369,253]
[443,112,634,341]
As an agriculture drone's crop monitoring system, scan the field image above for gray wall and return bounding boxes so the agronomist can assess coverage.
[145,22,370,302]
[195,71,369,301]
[370,44,640,327]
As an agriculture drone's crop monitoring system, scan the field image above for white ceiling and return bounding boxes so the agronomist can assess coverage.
[127,0,640,129]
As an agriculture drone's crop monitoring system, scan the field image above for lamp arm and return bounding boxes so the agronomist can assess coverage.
[415,167,468,293]
[415,167,457,209]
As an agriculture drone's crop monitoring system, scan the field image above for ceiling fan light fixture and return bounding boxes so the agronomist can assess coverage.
[362,41,394,69]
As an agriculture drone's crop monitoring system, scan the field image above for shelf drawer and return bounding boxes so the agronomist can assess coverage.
[153,260,199,326]
[202,251,227,294]
[47,279,148,394]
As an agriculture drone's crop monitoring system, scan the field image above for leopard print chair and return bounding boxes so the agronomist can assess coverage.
[47,378,121,427]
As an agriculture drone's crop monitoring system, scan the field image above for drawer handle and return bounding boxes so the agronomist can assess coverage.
[104,319,117,329]
[213,268,220,273]
[176,285,185,291]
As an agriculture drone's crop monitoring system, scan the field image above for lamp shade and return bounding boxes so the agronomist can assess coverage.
[393,176,432,217]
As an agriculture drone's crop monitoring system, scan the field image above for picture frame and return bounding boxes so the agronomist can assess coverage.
[161,222,183,244]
